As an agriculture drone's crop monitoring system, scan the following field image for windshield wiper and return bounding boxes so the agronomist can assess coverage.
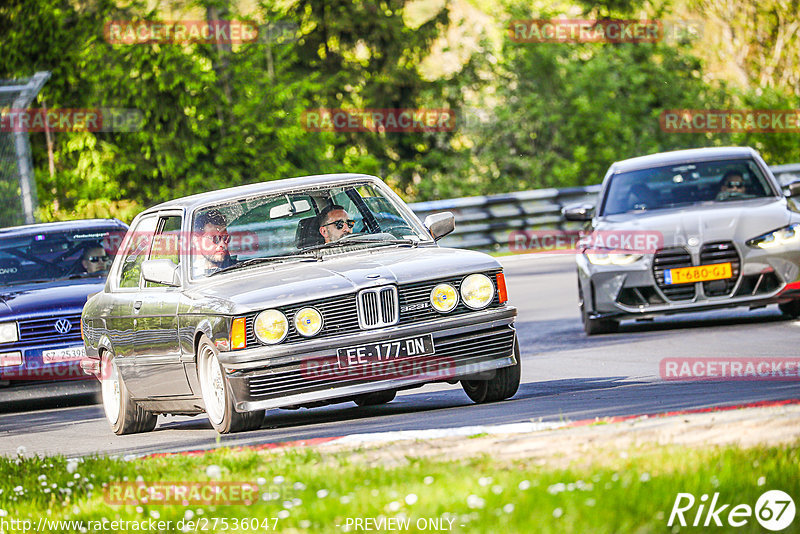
[209,254,318,276]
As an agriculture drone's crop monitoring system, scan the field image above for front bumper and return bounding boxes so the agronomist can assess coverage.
[579,245,800,319]
[220,306,517,412]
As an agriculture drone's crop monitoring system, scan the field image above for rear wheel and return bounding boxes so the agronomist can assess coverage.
[579,278,619,335]
[101,351,157,435]
[353,389,396,406]
[779,300,800,318]
[197,336,264,434]
[461,339,521,403]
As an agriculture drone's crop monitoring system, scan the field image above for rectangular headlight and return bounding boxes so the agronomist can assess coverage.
[0,322,18,344]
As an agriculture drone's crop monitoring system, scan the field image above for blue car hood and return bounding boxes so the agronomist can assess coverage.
[0,278,106,319]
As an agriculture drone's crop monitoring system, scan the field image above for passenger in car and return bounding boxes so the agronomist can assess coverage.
[193,209,236,275]
[318,204,355,243]
[716,171,747,200]
[81,245,111,274]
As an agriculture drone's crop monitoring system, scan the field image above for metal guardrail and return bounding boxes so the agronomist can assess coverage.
[409,185,601,251]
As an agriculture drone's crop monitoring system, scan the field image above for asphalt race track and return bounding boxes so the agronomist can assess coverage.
[2,254,799,458]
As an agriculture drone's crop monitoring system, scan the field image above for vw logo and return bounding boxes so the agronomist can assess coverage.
[54,319,72,334]
[687,237,700,247]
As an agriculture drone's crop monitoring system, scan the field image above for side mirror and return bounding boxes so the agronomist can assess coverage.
[141,259,181,287]
[562,203,595,222]
[784,181,800,198]
[424,212,455,241]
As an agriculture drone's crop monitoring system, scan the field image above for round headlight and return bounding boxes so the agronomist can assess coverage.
[253,309,288,345]
[293,307,323,337]
[430,283,458,313]
[460,274,494,310]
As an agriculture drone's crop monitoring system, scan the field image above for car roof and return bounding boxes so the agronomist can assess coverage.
[143,173,378,214]
[610,147,760,174]
[0,218,127,238]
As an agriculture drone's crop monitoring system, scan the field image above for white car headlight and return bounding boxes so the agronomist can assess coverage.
[430,283,458,313]
[0,322,18,344]
[747,223,800,249]
[254,310,288,345]
[460,274,494,310]
[585,252,643,266]
[293,307,323,337]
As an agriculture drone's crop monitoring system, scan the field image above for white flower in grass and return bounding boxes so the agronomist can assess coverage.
[340,495,352,504]
[491,485,503,495]
[503,504,515,514]
[405,494,418,505]
[66,460,79,474]
[553,508,563,519]
[518,480,530,490]
[478,477,492,487]
[205,465,221,479]
[273,475,284,484]
[184,510,194,520]
[316,489,328,499]
[386,501,401,512]
[299,520,311,529]
[256,477,266,486]
[16,446,26,456]
[277,510,289,519]
[423,476,434,485]
[150,511,160,520]
[586,499,596,507]
[293,482,306,491]
[547,483,565,495]
[640,473,651,483]
[282,501,293,509]
[0,509,7,517]
[292,498,302,507]
[757,476,766,486]
[466,495,485,509]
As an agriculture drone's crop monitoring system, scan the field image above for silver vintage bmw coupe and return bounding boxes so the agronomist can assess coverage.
[564,147,800,335]
[81,174,519,434]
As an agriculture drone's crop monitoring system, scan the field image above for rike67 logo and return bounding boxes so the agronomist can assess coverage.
[668,490,796,531]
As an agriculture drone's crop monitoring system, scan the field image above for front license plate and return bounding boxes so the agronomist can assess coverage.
[664,262,733,285]
[337,334,435,369]
[42,346,86,364]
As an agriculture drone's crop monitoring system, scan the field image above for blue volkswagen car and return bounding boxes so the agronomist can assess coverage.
[0,219,127,401]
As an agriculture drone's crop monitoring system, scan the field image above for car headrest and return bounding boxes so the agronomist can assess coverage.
[295,216,324,249]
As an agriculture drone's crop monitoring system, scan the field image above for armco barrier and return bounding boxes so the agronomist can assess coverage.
[409,185,601,251]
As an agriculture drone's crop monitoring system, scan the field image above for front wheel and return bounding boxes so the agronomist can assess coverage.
[197,336,264,434]
[579,278,619,335]
[461,339,521,403]
[101,351,157,435]
[779,300,800,318]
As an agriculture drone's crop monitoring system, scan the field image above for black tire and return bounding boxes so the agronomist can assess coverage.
[579,278,619,335]
[779,300,800,318]
[461,339,521,403]
[353,389,397,406]
[101,351,157,435]
[197,336,265,434]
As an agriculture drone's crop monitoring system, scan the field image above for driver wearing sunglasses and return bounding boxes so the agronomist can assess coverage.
[193,208,236,276]
[318,204,355,243]
[716,170,748,201]
[82,245,111,274]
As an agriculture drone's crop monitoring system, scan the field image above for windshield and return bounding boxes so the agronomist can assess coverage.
[190,181,431,278]
[0,226,121,287]
[601,158,777,216]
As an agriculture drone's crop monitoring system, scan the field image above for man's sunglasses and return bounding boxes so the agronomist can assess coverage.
[204,233,231,244]
[87,255,109,263]
[323,219,356,230]
[725,181,744,188]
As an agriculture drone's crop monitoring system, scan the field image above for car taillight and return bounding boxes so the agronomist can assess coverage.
[496,272,508,304]
[231,317,247,350]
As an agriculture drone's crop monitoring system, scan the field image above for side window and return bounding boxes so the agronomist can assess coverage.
[146,215,182,288]
[117,216,158,289]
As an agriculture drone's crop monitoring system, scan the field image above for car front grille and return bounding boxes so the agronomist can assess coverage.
[245,270,504,347]
[246,323,515,400]
[652,247,696,301]
[357,286,398,329]
[18,313,82,344]
[699,241,740,297]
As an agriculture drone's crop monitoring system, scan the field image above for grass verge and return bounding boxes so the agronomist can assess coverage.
[0,441,797,533]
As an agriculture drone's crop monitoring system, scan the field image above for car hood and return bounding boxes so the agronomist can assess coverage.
[0,278,105,318]
[596,198,793,249]
[184,245,500,315]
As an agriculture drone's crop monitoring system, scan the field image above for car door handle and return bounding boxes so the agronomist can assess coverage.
[133,301,142,311]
